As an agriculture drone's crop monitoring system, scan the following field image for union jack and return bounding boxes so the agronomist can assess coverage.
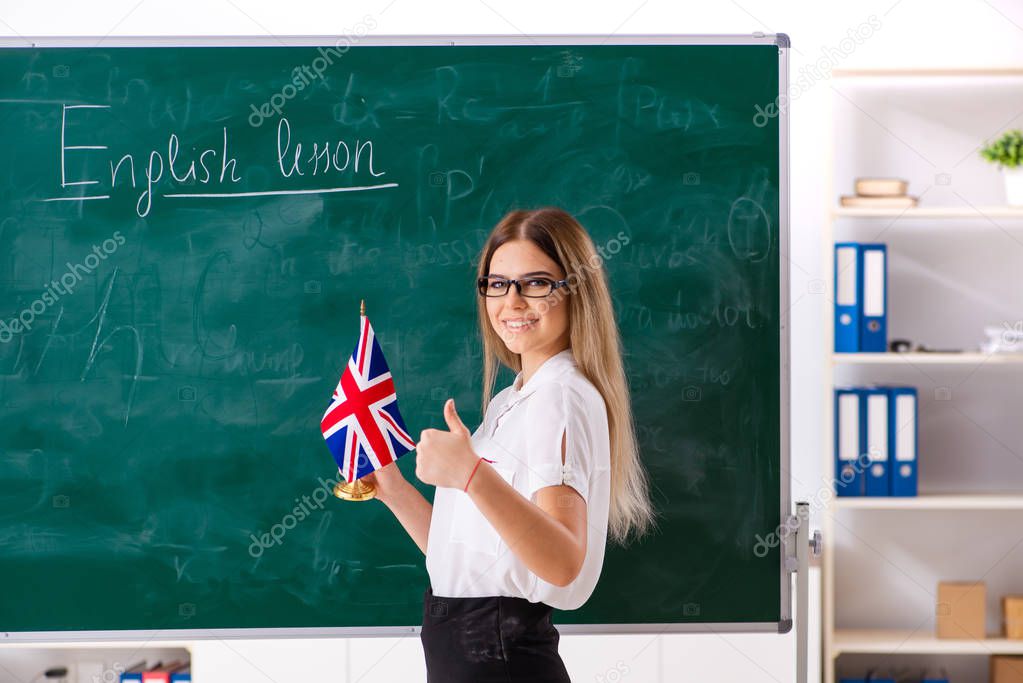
[321,313,416,483]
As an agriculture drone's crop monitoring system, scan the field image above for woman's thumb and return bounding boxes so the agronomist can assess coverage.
[444,398,468,435]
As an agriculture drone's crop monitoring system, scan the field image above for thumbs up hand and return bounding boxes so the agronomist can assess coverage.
[415,398,480,490]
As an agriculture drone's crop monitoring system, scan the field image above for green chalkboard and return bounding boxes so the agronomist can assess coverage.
[0,36,788,637]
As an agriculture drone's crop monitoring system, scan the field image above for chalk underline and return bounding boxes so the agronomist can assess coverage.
[40,182,398,202]
[41,195,110,202]
[164,182,399,198]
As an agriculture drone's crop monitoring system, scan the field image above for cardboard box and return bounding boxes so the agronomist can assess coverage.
[936,581,986,640]
[1005,596,1023,640]
[991,656,1023,683]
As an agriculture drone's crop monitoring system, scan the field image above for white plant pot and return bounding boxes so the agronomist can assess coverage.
[1005,167,1023,206]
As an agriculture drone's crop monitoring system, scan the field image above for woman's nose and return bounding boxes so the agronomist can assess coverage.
[505,285,528,307]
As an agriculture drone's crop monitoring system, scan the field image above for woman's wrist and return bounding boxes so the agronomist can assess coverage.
[463,455,495,493]
[377,476,415,508]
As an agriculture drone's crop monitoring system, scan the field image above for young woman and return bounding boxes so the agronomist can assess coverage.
[363,207,654,682]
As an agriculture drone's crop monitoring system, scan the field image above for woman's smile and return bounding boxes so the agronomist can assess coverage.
[502,317,539,333]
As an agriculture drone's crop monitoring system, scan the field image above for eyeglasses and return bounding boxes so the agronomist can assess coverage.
[477,275,570,298]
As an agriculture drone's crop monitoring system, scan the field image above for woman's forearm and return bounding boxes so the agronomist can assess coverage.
[380,481,433,555]
[466,462,586,587]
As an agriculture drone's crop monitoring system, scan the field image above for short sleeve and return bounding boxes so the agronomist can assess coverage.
[524,382,593,502]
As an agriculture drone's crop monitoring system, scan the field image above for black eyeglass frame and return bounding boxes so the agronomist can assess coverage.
[476,275,571,298]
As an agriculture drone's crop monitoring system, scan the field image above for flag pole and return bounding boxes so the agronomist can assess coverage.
[333,298,377,502]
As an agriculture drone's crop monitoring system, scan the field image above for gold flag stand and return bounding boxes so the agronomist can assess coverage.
[333,299,377,502]
[333,477,376,501]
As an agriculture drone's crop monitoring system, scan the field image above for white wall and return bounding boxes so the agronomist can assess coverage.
[3,0,1022,680]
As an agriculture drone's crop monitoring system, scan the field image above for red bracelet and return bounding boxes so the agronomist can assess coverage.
[464,456,495,492]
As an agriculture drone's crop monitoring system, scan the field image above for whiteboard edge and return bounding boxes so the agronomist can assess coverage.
[1,621,789,641]
[0,33,786,48]
[777,34,794,631]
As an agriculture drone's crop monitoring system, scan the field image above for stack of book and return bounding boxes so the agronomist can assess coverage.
[840,177,917,208]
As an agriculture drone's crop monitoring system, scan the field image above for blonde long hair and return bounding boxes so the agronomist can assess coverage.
[475,207,655,545]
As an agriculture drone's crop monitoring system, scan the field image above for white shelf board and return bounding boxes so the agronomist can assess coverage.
[833,68,1023,78]
[833,206,1023,219]
[833,352,1023,365]
[833,629,1023,655]
[834,493,1023,510]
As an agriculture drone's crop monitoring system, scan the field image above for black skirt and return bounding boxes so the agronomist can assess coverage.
[420,586,571,682]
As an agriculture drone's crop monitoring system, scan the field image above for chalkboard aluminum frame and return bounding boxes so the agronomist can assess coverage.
[0,32,791,641]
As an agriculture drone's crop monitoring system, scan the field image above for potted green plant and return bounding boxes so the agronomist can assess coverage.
[980,129,1023,205]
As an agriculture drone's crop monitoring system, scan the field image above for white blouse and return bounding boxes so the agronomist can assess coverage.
[425,348,612,610]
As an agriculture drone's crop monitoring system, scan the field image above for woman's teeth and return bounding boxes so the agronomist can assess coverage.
[504,319,536,332]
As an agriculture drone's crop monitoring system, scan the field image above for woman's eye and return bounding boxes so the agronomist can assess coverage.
[527,279,547,287]
[489,280,507,289]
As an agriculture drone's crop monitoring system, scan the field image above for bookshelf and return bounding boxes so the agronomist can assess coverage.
[0,643,191,682]
[822,67,1023,683]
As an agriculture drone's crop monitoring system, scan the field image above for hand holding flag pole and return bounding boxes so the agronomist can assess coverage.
[320,299,416,502]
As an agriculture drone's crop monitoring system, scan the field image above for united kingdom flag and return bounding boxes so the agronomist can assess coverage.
[321,312,416,483]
